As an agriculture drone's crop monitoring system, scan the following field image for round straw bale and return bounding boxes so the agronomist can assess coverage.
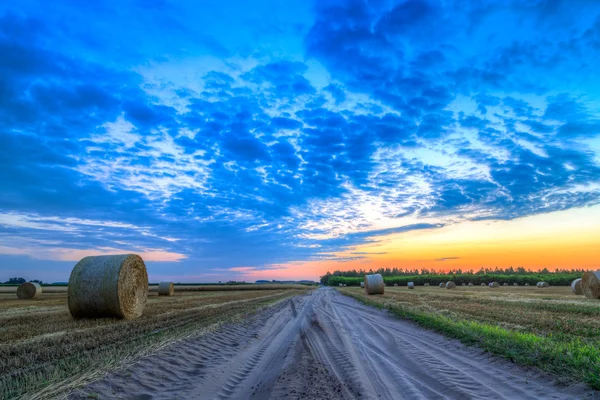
[489,282,499,288]
[68,254,148,319]
[461,283,466,286]
[364,274,385,295]
[525,283,530,286]
[16,282,42,299]
[446,281,456,289]
[343,284,347,287]
[424,282,430,286]
[481,283,486,286]
[439,282,444,288]
[571,278,582,295]
[537,281,549,288]
[503,283,508,286]
[513,283,518,286]
[407,282,415,289]
[394,283,398,287]
[158,281,174,296]
[468,283,473,286]
[339,283,343,287]
[582,271,600,299]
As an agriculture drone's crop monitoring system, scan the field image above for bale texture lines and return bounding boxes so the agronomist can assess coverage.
[17,282,42,299]
[68,254,148,319]
[446,281,456,289]
[364,274,385,295]
[582,271,600,299]
[571,278,583,295]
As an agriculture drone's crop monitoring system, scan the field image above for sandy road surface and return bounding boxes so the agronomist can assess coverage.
[71,288,594,400]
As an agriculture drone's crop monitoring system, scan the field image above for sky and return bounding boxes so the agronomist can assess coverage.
[1,0,600,283]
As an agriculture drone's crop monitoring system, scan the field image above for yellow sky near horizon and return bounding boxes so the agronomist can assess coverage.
[243,204,600,280]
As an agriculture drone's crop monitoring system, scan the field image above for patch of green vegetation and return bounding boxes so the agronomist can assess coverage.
[342,290,600,390]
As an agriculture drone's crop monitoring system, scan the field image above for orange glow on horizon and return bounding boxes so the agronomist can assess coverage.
[241,205,600,281]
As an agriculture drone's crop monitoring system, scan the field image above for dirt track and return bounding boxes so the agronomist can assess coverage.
[71,288,595,399]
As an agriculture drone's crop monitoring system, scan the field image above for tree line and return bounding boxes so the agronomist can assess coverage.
[320,267,587,286]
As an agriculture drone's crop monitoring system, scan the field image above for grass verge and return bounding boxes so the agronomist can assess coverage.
[341,289,600,390]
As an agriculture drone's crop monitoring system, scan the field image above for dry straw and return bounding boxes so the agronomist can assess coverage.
[364,274,385,295]
[68,254,148,319]
[446,281,456,289]
[407,282,415,289]
[158,281,174,296]
[571,278,583,295]
[489,282,499,288]
[582,271,600,299]
[16,282,42,299]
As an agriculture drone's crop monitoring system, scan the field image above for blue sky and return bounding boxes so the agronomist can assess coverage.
[1,0,599,282]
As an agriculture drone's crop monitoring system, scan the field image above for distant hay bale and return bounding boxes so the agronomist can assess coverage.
[503,283,508,286]
[446,281,456,289]
[158,282,174,296]
[513,283,518,286]
[571,278,583,295]
[537,282,549,288]
[439,282,445,288]
[582,271,600,299]
[468,283,473,286]
[461,283,466,286]
[343,284,347,287]
[525,283,530,286]
[68,254,148,319]
[16,282,42,299]
[407,282,415,289]
[394,283,398,287]
[339,283,343,287]
[360,281,365,288]
[364,274,385,295]
[489,282,499,288]
[424,282,430,286]
[481,283,486,286]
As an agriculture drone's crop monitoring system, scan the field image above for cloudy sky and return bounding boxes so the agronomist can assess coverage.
[1,0,600,283]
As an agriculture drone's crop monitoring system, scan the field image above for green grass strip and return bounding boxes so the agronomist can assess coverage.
[342,291,600,390]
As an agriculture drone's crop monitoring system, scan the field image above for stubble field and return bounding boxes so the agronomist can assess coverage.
[0,286,311,399]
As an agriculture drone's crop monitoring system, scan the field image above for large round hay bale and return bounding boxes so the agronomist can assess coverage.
[446,281,456,289]
[537,282,549,288]
[407,282,415,289]
[158,281,174,296]
[489,282,499,288]
[364,274,384,295]
[16,282,42,299]
[571,278,582,295]
[439,282,444,288]
[360,281,365,288]
[424,282,430,286]
[68,254,148,319]
[582,271,600,299]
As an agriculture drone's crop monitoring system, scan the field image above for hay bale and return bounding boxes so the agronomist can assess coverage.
[16,282,42,299]
[503,283,508,286]
[364,274,385,295]
[407,282,415,289]
[525,283,530,286]
[343,283,347,287]
[571,278,583,295]
[468,283,473,286]
[360,281,365,288]
[439,282,445,288]
[424,282,430,286]
[537,282,549,288]
[394,283,398,287]
[489,282,499,288]
[481,283,486,286]
[582,271,600,299]
[461,283,466,286]
[446,281,456,289]
[339,283,343,287]
[68,254,148,319]
[158,282,174,296]
[513,283,518,286]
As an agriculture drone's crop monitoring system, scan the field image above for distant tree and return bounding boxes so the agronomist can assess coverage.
[5,277,26,284]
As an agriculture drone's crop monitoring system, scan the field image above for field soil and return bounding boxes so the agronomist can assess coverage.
[70,288,595,400]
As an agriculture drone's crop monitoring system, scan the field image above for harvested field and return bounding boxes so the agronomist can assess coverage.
[0,288,311,399]
[339,285,600,390]
[69,288,594,399]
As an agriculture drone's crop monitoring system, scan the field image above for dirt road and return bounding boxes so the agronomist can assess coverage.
[71,288,594,399]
